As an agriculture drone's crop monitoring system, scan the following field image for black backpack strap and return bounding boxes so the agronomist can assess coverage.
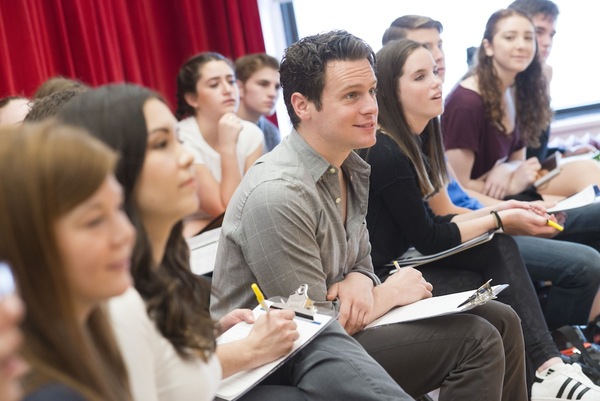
[555,325,600,378]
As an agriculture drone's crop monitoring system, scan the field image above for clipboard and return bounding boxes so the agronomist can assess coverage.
[364,280,508,329]
[215,286,336,401]
[386,231,495,268]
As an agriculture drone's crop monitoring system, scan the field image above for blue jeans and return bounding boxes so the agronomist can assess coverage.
[556,202,600,252]
[514,235,600,330]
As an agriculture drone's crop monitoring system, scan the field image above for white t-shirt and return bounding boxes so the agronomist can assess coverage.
[177,116,264,181]
[108,287,221,401]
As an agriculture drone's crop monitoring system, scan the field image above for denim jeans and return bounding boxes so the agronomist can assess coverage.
[514,235,600,330]
[556,202,600,253]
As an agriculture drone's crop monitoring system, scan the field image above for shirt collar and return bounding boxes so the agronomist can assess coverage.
[288,129,371,182]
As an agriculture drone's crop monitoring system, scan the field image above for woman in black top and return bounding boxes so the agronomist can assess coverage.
[360,38,600,399]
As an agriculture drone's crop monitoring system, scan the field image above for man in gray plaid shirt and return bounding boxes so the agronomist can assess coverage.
[211,30,526,400]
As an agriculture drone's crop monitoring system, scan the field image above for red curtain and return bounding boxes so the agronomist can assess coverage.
[0,0,266,109]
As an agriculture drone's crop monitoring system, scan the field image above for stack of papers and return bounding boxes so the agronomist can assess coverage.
[215,303,334,400]
[365,284,508,329]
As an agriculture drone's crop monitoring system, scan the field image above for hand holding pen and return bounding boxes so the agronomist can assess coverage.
[525,205,564,232]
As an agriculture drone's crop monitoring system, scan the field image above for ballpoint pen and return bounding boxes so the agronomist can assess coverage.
[389,260,401,275]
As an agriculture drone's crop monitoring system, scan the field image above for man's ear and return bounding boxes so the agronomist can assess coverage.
[291,92,311,121]
[237,80,245,99]
[184,92,199,110]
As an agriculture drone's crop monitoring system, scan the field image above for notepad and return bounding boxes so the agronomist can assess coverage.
[187,227,221,276]
[215,302,334,401]
[547,185,600,213]
[386,231,495,268]
[364,284,508,329]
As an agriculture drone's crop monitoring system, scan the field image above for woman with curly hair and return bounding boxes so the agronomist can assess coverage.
[443,8,556,202]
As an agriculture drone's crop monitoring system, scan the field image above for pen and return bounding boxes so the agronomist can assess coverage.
[546,219,564,232]
[389,260,401,275]
[251,283,269,312]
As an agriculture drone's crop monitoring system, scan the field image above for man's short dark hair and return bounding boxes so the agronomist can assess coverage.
[33,76,88,99]
[508,0,559,20]
[279,30,375,128]
[381,15,443,46]
[235,53,279,83]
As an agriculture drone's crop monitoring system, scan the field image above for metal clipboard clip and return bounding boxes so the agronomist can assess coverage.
[270,284,318,320]
[457,279,497,308]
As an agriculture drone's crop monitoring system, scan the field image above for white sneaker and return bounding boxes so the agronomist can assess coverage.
[531,363,600,400]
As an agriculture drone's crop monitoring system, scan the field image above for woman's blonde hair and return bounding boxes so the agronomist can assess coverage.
[0,121,131,401]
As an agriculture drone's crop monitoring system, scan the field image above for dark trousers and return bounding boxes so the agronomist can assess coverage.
[354,301,527,401]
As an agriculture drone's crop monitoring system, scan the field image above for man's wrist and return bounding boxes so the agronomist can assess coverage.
[346,270,380,286]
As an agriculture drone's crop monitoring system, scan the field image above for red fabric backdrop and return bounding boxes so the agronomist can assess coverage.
[0,0,266,109]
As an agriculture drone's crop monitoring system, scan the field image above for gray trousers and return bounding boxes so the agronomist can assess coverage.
[245,320,413,401]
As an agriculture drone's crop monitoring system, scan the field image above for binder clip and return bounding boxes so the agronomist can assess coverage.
[457,279,497,308]
[270,284,317,320]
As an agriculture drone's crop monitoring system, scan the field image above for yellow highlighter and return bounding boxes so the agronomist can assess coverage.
[546,219,564,232]
[251,283,269,312]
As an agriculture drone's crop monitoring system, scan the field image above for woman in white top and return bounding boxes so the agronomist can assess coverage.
[176,52,265,236]
[58,84,304,401]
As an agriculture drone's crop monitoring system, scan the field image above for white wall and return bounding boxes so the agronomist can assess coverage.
[259,0,600,136]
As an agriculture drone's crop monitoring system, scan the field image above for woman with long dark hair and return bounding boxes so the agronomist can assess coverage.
[58,84,413,401]
[176,52,265,236]
[360,37,600,400]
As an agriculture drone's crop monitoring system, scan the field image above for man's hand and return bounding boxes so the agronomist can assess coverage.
[384,267,433,307]
[326,272,374,335]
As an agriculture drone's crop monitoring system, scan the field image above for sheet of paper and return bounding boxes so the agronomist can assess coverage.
[365,284,508,329]
[216,304,333,401]
[547,185,599,213]
[558,151,600,165]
